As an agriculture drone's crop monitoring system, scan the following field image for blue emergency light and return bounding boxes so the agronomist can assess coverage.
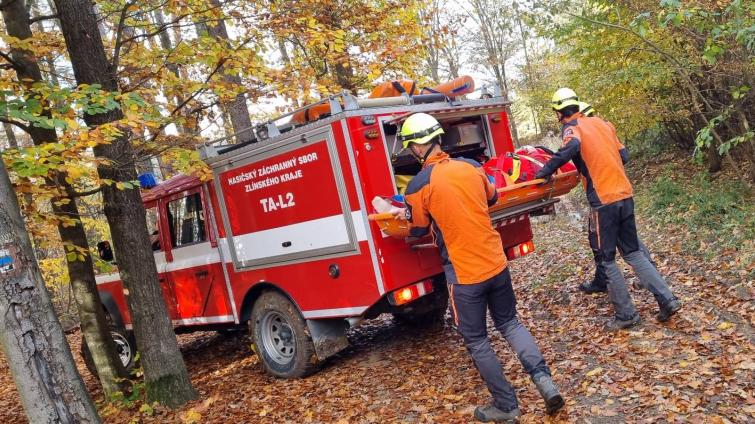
[138,173,157,189]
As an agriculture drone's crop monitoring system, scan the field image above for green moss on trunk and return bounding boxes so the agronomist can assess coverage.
[146,374,198,409]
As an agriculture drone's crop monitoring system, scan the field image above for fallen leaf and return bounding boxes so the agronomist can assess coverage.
[181,410,201,424]
[717,322,734,330]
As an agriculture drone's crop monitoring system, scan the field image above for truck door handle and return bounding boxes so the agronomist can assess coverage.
[195,270,209,278]
[282,241,292,247]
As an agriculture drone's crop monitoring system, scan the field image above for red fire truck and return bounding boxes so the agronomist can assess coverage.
[91,89,577,378]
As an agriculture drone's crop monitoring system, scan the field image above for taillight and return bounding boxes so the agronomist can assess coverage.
[388,279,434,306]
[505,240,535,260]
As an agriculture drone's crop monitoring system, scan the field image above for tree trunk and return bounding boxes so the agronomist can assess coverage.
[2,0,128,396]
[277,38,291,65]
[2,123,17,149]
[151,8,191,136]
[735,108,755,185]
[152,9,181,79]
[499,67,519,146]
[707,147,722,173]
[0,157,100,424]
[442,41,461,79]
[514,6,539,136]
[333,60,356,92]
[419,0,441,82]
[34,0,61,88]
[1,91,18,149]
[54,0,197,408]
[198,0,254,143]
[469,0,519,146]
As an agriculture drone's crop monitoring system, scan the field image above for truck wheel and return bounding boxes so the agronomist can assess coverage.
[392,283,449,327]
[251,291,319,378]
[81,328,137,377]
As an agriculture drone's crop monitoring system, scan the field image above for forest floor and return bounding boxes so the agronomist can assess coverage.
[0,154,752,423]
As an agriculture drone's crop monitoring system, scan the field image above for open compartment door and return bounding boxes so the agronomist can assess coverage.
[212,126,359,269]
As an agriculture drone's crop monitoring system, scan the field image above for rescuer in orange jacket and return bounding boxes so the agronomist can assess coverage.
[576,102,655,295]
[535,88,681,330]
[399,113,564,421]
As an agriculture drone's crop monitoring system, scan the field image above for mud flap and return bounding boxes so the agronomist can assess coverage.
[306,318,349,361]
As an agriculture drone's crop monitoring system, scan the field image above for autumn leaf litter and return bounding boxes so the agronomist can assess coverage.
[0,165,753,423]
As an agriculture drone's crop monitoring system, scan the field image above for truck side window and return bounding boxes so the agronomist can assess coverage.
[146,207,161,251]
[166,193,206,248]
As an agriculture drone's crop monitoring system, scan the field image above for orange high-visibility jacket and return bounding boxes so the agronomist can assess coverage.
[405,152,505,284]
[537,113,633,208]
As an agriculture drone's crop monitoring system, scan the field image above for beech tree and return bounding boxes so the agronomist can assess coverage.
[53,0,197,407]
[194,0,254,143]
[0,0,128,396]
[0,156,100,423]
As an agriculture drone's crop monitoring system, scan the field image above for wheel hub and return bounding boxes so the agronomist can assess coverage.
[260,311,296,365]
[110,331,132,366]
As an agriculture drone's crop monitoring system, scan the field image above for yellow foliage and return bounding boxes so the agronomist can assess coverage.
[39,257,69,288]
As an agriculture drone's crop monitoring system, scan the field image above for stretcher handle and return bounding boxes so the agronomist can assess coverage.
[368,212,404,221]
[496,178,548,193]
[495,170,578,194]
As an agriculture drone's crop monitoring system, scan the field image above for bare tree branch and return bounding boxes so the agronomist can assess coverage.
[0,117,30,133]
[0,0,22,10]
[110,0,135,72]
[29,13,58,24]
[70,186,102,198]
[0,50,23,71]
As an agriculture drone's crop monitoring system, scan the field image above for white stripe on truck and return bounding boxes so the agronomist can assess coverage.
[96,211,369,285]
[231,212,366,262]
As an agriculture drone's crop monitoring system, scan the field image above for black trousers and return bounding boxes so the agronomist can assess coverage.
[449,268,550,411]
[588,197,641,262]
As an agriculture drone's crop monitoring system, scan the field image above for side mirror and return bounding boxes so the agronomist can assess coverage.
[97,241,114,262]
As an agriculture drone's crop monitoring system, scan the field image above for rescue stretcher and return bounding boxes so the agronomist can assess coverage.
[369,170,580,239]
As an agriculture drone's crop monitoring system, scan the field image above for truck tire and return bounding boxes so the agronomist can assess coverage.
[250,291,319,378]
[81,328,137,377]
[392,283,449,327]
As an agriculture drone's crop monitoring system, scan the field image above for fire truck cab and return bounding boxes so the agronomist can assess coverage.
[92,90,562,378]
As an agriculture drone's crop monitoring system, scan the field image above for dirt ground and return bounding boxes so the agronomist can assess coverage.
[1,206,752,423]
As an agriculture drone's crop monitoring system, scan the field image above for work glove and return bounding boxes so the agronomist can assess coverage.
[534,171,552,184]
[392,207,407,220]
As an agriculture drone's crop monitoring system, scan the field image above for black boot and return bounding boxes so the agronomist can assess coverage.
[657,298,681,322]
[605,314,641,331]
[579,280,607,294]
[532,374,565,415]
[473,404,521,423]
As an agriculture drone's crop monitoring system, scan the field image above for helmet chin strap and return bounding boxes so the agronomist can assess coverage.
[423,142,439,163]
[411,140,439,164]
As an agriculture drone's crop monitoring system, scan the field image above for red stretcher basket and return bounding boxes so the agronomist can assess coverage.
[368,170,579,239]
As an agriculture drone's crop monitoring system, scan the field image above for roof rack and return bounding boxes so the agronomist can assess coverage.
[198,84,503,160]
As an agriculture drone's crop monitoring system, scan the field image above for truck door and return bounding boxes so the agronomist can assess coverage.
[145,203,179,319]
[163,188,223,322]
